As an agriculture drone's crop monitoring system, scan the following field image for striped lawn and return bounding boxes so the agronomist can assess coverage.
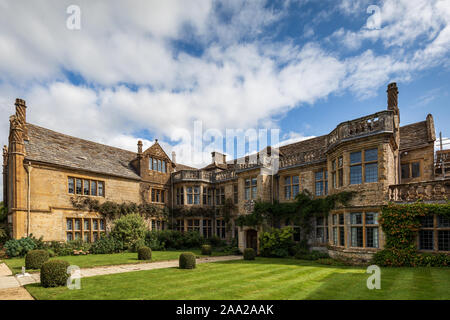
[25,258,450,300]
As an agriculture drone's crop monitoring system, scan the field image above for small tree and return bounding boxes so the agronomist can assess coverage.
[111,214,146,250]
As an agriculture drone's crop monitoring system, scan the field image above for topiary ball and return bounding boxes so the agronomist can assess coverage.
[179,252,196,269]
[40,260,70,288]
[244,248,256,260]
[137,246,152,260]
[201,244,212,255]
[25,250,50,270]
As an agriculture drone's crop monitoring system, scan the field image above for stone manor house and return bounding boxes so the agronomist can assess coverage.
[3,83,450,259]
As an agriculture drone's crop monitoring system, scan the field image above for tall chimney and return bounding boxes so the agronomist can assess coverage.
[15,98,28,140]
[137,140,143,156]
[387,82,399,115]
[171,151,176,165]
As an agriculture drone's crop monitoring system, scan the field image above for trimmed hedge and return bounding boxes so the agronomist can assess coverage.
[25,250,49,269]
[179,252,196,269]
[294,250,329,261]
[137,246,152,260]
[243,248,256,260]
[40,260,70,288]
[201,245,212,255]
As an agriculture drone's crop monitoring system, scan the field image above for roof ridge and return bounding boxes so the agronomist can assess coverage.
[400,120,427,128]
[26,123,137,155]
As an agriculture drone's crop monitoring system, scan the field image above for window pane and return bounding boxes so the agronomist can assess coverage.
[75,232,81,240]
[401,163,410,179]
[74,219,81,230]
[366,213,378,225]
[351,213,362,224]
[98,182,104,197]
[67,219,73,230]
[292,176,299,184]
[365,163,378,183]
[419,230,434,250]
[438,216,450,227]
[76,179,82,194]
[339,227,345,246]
[285,186,291,199]
[339,214,344,225]
[338,156,343,168]
[411,162,420,178]
[68,178,74,194]
[93,220,98,230]
[67,233,73,241]
[83,232,90,242]
[438,231,449,251]
[252,186,257,199]
[366,228,379,248]
[83,180,90,195]
[351,227,363,247]
[91,181,97,196]
[84,220,90,230]
[149,157,153,170]
[420,216,434,228]
[158,160,161,172]
[365,149,378,162]
[315,171,323,181]
[100,220,105,230]
[350,165,362,184]
[315,181,323,196]
[284,177,291,186]
[292,185,300,197]
[245,188,250,200]
[153,159,157,170]
[332,160,336,171]
[350,151,362,164]
[162,161,166,173]
[251,178,257,186]
[333,227,337,245]
[245,179,250,187]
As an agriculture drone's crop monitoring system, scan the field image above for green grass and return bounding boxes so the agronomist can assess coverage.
[25,258,450,300]
[1,250,227,274]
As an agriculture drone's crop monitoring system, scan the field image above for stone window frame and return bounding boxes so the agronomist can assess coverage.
[186,186,200,205]
[245,177,258,200]
[66,217,105,242]
[151,219,165,231]
[176,187,184,205]
[202,219,212,238]
[216,219,226,239]
[315,216,328,244]
[331,156,344,189]
[187,218,201,233]
[215,186,225,205]
[233,184,238,204]
[284,175,300,200]
[401,160,422,181]
[349,148,379,185]
[349,212,379,249]
[151,188,165,203]
[331,213,345,247]
[418,215,450,252]
[314,169,328,197]
[149,156,167,173]
[175,219,184,233]
[68,177,105,197]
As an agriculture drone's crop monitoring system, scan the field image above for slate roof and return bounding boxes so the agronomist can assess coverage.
[24,123,141,180]
[399,121,431,151]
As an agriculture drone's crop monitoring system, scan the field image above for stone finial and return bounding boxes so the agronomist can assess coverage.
[137,140,143,154]
[426,114,436,142]
[387,82,399,114]
[15,98,27,124]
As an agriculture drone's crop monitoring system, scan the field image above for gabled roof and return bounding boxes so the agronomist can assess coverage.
[24,124,141,180]
[399,121,431,151]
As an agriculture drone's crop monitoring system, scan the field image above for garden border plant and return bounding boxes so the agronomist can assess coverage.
[373,202,450,267]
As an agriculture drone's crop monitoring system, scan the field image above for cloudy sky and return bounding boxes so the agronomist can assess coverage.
[1,0,450,199]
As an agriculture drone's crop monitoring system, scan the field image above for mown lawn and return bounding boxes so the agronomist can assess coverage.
[1,250,227,274]
[25,258,450,300]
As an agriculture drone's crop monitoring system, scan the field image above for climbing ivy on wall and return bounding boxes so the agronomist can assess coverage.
[235,190,355,242]
[373,202,450,267]
[70,196,168,219]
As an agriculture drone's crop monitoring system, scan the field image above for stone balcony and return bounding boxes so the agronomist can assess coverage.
[172,169,237,183]
[326,110,395,151]
[388,179,450,203]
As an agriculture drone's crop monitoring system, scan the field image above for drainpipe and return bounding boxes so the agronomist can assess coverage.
[24,161,32,236]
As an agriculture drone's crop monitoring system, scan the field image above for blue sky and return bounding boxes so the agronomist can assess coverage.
[0,0,449,190]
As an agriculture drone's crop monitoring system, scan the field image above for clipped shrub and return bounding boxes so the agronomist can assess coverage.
[208,235,225,248]
[90,235,123,254]
[179,252,196,269]
[40,260,70,288]
[130,238,146,253]
[244,248,256,260]
[25,250,50,269]
[137,246,152,260]
[111,214,146,250]
[201,244,212,255]
[259,227,294,258]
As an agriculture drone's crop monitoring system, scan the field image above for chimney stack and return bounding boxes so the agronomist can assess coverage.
[137,140,143,156]
[211,151,226,164]
[172,151,176,165]
[387,82,399,115]
[15,98,26,124]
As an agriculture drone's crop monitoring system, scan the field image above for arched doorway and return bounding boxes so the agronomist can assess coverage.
[246,229,258,251]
